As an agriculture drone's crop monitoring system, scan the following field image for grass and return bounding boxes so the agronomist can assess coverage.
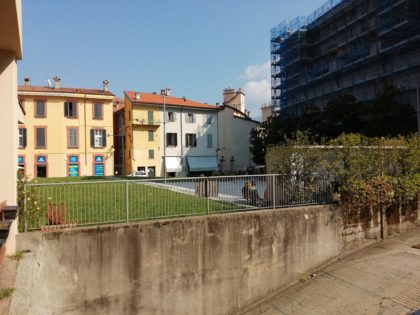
[24,178,246,230]
[0,288,14,300]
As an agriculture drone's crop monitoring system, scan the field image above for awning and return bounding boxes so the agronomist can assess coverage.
[165,157,183,172]
[187,156,218,172]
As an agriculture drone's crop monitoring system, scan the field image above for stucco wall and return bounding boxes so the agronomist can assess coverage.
[14,206,344,315]
[0,50,19,205]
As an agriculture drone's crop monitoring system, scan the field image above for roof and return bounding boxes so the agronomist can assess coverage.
[125,91,218,110]
[113,97,125,113]
[18,85,115,97]
[219,104,260,124]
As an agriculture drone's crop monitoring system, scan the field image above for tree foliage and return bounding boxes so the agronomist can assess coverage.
[249,86,417,164]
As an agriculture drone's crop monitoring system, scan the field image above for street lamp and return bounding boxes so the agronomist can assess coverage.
[161,88,171,181]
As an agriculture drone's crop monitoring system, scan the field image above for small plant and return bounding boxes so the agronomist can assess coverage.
[0,288,14,300]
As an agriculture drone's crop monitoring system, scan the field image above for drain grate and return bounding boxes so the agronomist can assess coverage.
[411,244,420,249]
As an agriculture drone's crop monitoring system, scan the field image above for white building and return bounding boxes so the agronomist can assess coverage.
[217,88,259,174]
[163,97,219,176]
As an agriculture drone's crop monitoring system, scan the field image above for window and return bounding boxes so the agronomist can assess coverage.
[35,127,46,148]
[186,113,195,123]
[166,133,177,147]
[147,111,153,124]
[148,149,154,159]
[18,128,27,148]
[93,103,103,119]
[67,127,78,148]
[207,134,213,148]
[186,133,197,147]
[35,101,46,117]
[64,101,78,118]
[90,129,107,148]
[168,112,176,122]
[148,130,154,141]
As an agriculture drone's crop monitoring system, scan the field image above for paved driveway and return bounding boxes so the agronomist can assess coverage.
[242,227,420,315]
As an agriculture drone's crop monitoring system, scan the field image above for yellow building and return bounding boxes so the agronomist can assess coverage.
[18,78,115,178]
[124,91,162,176]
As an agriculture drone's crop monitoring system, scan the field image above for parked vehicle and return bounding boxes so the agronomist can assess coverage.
[128,170,147,177]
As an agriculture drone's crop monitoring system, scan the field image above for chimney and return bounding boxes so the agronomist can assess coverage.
[53,76,61,89]
[135,92,141,100]
[102,80,109,92]
[24,77,31,86]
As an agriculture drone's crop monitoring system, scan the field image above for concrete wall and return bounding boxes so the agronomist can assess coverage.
[14,206,344,315]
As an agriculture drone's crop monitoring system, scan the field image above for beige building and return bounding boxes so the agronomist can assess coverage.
[261,103,272,122]
[18,78,115,178]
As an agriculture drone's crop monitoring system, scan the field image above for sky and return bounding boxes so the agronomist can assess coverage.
[19,0,327,120]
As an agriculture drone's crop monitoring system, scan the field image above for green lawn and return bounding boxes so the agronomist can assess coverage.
[24,178,246,230]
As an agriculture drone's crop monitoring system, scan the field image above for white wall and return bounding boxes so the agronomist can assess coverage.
[0,51,19,205]
[218,107,258,173]
[162,107,218,175]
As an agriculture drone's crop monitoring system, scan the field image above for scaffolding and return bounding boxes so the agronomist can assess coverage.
[271,0,420,114]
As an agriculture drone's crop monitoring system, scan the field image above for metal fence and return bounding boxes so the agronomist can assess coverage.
[22,174,332,231]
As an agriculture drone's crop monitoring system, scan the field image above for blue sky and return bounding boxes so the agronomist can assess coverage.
[19,0,326,120]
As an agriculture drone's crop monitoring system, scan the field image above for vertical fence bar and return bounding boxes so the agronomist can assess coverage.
[23,184,27,232]
[206,177,210,215]
[272,175,276,209]
[125,181,129,222]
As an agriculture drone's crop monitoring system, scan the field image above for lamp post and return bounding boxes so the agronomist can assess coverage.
[161,88,171,181]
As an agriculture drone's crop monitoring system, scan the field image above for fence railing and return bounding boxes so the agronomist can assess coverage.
[22,174,332,231]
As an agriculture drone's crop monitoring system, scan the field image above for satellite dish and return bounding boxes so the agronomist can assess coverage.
[47,78,52,87]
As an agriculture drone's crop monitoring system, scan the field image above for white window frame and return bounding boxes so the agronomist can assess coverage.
[94,129,103,148]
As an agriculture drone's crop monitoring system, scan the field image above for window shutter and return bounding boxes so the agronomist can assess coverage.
[90,129,94,147]
[64,102,68,117]
[192,114,196,123]
[185,113,188,123]
[174,112,177,122]
[102,130,107,147]
[23,128,27,147]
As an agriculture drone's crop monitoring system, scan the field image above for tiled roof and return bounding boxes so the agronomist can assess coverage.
[113,97,125,112]
[125,91,218,110]
[18,85,115,96]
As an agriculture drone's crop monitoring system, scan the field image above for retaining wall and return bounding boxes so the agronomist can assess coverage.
[14,206,344,315]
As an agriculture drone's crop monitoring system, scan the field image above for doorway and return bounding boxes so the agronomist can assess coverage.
[37,165,47,178]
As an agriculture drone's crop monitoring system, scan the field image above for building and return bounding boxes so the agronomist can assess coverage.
[124,91,219,177]
[0,0,24,255]
[223,87,247,114]
[260,103,272,122]
[271,0,420,115]
[18,78,115,178]
[113,98,125,175]
[217,104,258,173]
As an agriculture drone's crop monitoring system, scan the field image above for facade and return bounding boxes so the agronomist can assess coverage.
[124,91,219,177]
[18,78,115,178]
[0,0,23,207]
[260,103,272,122]
[217,105,258,173]
[271,0,420,115]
